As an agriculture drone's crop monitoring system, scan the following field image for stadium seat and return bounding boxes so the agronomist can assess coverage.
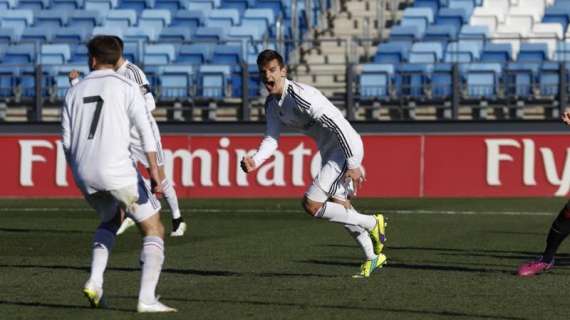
[0,66,17,97]
[432,63,454,98]
[0,0,18,9]
[144,44,176,65]
[424,25,459,46]
[176,44,212,64]
[123,26,158,42]
[199,64,231,98]
[171,10,205,28]
[458,25,490,53]
[205,8,241,29]
[409,42,444,64]
[414,0,440,13]
[227,25,265,42]
[53,65,89,98]
[448,0,474,16]
[154,0,183,14]
[122,41,139,63]
[444,41,481,63]
[118,0,155,13]
[193,27,227,42]
[158,65,194,99]
[84,0,118,12]
[359,64,394,98]
[69,45,88,64]
[158,26,193,42]
[68,10,102,30]
[538,62,560,96]
[0,9,34,35]
[138,9,171,32]
[389,25,423,43]
[470,7,505,33]
[183,0,213,12]
[51,0,84,10]
[212,44,243,65]
[17,0,49,10]
[21,27,53,44]
[373,42,412,64]
[40,44,71,65]
[92,26,124,38]
[242,8,275,28]
[401,7,434,35]
[34,10,67,29]
[543,5,570,31]
[254,0,285,16]
[220,0,255,14]
[517,42,549,62]
[0,27,19,45]
[3,43,36,64]
[104,9,138,29]
[465,63,502,98]
[481,43,513,64]
[53,27,91,44]
[437,8,469,30]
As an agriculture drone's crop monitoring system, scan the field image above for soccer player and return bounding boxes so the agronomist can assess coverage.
[69,37,187,237]
[518,110,570,276]
[62,35,176,312]
[240,50,387,278]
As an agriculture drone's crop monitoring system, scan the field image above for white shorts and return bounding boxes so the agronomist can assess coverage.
[85,173,161,223]
[130,116,165,167]
[305,150,356,203]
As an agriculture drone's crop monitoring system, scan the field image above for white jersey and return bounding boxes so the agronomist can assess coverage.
[253,79,364,169]
[62,69,157,194]
[116,60,156,112]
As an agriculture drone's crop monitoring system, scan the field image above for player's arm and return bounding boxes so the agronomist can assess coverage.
[241,102,281,173]
[61,98,72,161]
[127,89,162,194]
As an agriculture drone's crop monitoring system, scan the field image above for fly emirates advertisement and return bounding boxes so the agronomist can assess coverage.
[3,134,570,198]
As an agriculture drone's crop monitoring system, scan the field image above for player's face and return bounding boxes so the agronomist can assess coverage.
[259,59,286,96]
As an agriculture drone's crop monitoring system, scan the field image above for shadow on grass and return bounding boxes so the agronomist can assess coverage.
[167,297,525,320]
[0,300,134,312]
[0,228,90,234]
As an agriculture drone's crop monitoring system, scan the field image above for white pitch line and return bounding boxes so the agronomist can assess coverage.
[0,207,555,216]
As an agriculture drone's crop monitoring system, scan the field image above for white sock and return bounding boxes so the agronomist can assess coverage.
[344,225,377,260]
[139,236,165,304]
[161,179,181,219]
[89,228,115,288]
[316,202,376,230]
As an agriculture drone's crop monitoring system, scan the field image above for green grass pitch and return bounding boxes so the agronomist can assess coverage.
[1,198,570,320]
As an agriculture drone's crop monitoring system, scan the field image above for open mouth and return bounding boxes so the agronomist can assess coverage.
[264,80,275,92]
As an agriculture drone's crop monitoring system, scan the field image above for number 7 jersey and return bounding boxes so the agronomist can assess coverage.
[61,69,157,195]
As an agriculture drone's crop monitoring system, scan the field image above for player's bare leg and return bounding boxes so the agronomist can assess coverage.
[156,165,186,237]
[136,212,176,313]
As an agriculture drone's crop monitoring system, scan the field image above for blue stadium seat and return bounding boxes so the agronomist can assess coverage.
[414,0,440,13]
[480,43,512,64]
[122,41,139,63]
[52,0,84,10]
[0,66,17,97]
[17,0,49,10]
[205,8,240,29]
[158,65,194,99]
[0,9,34,35]
[242,8,275,29]
[436,8,469,30]
[0,27,19,45]
[144,44,176,65]
[53,27,90,44]
[154,0,184,14]
[68,10,102,30]
[21,27,53,44]
[176,44,212,64]
[53,65,89,98]
[424,25,459,46]
[539,62,560,97]
[20,66,50,97]
[221,0,255,14]
[104,9,138,29]
[69,45,88,64]
[193,26,226,42]
[396,63,433,98]
[92,26,124,38]
[212,44,243,65]
[158,26,193,42]
[373,42,412,64]
[401,7,434,35]
[543,5,570,31]
[171,10,205,28]
[40,44,71,65]
[4,43,36,64]
[183,0,213,12]
[505,62,539,98]
[389,25,423,43]
[409,42,444,64]
[465,63,502,98]
[458,25,490,53]
[444,41,480,63]
[34,10,67,29]
[138,9,171,32]
[432,63,454,98]
[199,64,231,98]
[518,43,548,63]
[84,0,118,12]
[0,0,18,9]
[448,0,474,16]
[555,41,570,62]
[254,0,284,17]
[123,26,158,42]
[118,0,155,13]
[359,64,394,98]
[228,25,265,42]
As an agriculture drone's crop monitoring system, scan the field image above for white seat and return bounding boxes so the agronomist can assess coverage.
[470,8,506,33]
[528,23,563,60]
[493,25,524,58]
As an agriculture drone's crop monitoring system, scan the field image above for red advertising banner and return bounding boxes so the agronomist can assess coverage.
[2,134,570,198]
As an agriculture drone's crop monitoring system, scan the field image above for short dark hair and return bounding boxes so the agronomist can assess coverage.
[110,35,124,51]
[87,35,121,66]
[257,49,284,68]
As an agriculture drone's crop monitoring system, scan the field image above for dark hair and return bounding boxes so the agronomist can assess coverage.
[110,35,124,51]
[87,35,121,66]
[257,49,284,68]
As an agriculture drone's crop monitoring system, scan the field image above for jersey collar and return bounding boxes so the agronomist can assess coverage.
[116,59,130,74]
[277,78,289,107]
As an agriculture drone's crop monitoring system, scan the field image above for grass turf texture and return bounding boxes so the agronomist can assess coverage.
[1,198,570,319]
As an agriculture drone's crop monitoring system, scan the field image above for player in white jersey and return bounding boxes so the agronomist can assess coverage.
[69,37,186,237]
[241,50,387,278]
[62,36,176,312]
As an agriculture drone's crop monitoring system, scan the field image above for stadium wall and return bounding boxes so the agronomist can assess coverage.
[2,122,570,198]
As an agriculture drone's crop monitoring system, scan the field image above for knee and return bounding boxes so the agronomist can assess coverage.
[140,213,165,238]
[302,198,323,217]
